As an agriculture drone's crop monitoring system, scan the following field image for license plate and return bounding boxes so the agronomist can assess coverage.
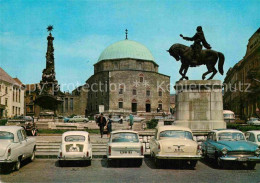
[120,151,132,154]
[238,157,248,161]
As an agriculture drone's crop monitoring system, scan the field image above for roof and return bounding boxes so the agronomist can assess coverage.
[247,130,260,134]
[111,130,138,134]
[62,131,89,137]
[0,126,23,133]
[13,78,23,86]
[97,40,155,62]
[157,126,192,132]
[211,129,241,133]
[0,67,19,85]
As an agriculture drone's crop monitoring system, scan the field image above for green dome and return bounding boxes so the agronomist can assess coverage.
[98,40,155,62]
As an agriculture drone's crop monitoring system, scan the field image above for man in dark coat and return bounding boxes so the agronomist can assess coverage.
[96,113,106,138]
[180,26,211,65]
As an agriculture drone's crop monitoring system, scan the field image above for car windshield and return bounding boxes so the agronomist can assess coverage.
[251,118,259,121]
[65,135,85,142]
[111,133,139,143]
[0,131,14,141]
[257,135,260,142]
[159,130,193,140]
[218,132,245,141]
[223,114,234,118]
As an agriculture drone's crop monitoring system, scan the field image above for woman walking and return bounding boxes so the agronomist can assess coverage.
[106,115,113,138]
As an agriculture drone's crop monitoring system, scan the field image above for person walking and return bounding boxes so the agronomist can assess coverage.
[106,114,112,138]
[97,113,106,138]
[129,114,134,130]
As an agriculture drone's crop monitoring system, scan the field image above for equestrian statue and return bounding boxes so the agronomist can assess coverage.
[167,26,225,80]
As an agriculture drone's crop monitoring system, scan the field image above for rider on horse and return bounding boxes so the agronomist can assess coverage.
[180,26,211,65]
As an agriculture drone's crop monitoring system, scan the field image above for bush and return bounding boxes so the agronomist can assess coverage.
[146,119,159,129]
[0,119,8,126]
[227,123,260,132]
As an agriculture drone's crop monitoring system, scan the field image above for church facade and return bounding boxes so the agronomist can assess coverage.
[86,39,170,115]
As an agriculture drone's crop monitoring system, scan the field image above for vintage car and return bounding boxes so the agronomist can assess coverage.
[245,130,260,146]
[247,117,260,125]
[68,116,89,123]
[0,126,36,171]
[107,130,144,167]
[58,131,92,166]
[149,126,201,168]
[201,129,260,169]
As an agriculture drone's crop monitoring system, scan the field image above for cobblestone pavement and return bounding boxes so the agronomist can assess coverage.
[1,158,260,183]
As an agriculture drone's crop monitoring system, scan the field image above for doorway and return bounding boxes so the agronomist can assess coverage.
[146,104,151,112]
[132,103,137,112]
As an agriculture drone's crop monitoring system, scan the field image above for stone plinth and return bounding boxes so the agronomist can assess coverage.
[174,80,226,133]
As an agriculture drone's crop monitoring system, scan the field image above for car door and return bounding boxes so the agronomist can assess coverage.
[206,132,216,158]
[248,133,257,144]
[17,130,27,160]
[21,129,32,157]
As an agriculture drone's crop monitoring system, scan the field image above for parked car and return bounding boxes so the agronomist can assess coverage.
[223,110,235,123]
[201,129,260,169]
[0,126,36,171]
[58,131,92,166]
[111,116,121,123]
[150,126,201,168]
[63,117,70,123]
[107,130,144,167]
[7,116,33,125]
[245,131,260,146]
[125,116,145,122]
[247,117,260,125]
[68,116,89,123]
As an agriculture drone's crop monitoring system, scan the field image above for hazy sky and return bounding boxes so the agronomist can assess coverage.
[0,0,259,93]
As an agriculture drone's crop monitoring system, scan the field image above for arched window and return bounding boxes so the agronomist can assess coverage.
[119,84,124,94]
[139,73,144,83]
[158,88,162,97]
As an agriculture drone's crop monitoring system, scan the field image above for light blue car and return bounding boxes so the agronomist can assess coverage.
[201,129,260,169]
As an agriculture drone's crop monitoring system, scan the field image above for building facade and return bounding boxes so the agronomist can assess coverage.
[86,39,170,115]
[223,28,260,120]
[0,67,24,118]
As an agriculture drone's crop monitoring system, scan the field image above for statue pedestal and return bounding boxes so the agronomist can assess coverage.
[174,80,226,134]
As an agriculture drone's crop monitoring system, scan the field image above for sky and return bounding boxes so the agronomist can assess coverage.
[0,0,259,93]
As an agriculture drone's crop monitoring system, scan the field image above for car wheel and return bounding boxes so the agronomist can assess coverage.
[15,159,21,171]
[30,150,36,162]
[247,162,256,170]
[154,158,161,168]
[217,157,224,169]
[136,159,143,167]
[59,161,66,167]
[189,160,197,169]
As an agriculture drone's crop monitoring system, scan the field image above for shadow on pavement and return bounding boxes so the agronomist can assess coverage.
[144,157,197,170]
[55,160,91,167]
[101,158,142,168]
[199,158,255,170]
[0,158,32,174]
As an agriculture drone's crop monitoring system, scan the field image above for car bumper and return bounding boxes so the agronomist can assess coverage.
[107,155,144,159]
[156,154,201,160]
[58,156,91,161]
[220,156,260,162]
[0,159,14,163]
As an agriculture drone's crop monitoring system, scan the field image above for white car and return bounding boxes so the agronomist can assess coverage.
[245,130,260,146]
[247,118,260,125]
[150,126,201,168]
[107,130,144,167]
[58,131,92,166]
[0,126,36,171]
[68,116,89,123]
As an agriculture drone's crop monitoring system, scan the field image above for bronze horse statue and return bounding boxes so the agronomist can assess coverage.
[167,43,225,80]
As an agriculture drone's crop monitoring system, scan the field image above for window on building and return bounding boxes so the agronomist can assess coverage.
[140,77,144,82]
[30,96,33,103]
[5,98,8,106]
[159,90,162,97]
[158,104,163,110]
[70,98,73,111]
[5,86,8,94]
[18,89,21,103]
[119,88,123,94]
[65,98,68,112]
[146,90,150,96]
[0,84,1,92]
[13,106,15,114]
[133,89,136,95]
[13,88,15,102]
[119,102,123,109]
[18,107,20,115]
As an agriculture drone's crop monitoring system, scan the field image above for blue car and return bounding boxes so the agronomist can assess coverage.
[201,129,260,169]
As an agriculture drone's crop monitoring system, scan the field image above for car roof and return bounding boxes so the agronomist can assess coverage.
[157,125,192,132]
[0,126,23,133]
[211,129,241,133]
[111,130,138,134]
[247,130,260,134]
[62,131,89,137]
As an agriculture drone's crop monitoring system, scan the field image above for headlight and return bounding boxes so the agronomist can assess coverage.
[222,148,228,155]
[255,148,260,155]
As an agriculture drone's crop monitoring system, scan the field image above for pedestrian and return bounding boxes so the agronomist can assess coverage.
[120,116,123,124]
[106,114,112,138]
[129,114,134,130]
[97,113,106,138]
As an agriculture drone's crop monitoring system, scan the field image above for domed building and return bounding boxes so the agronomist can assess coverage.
[86,38,170,115]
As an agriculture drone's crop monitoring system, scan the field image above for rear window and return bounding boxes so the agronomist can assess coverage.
[159,130,193,140]
[65,135,85,142]
[0,131,14,141]
[112,133,139,143]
